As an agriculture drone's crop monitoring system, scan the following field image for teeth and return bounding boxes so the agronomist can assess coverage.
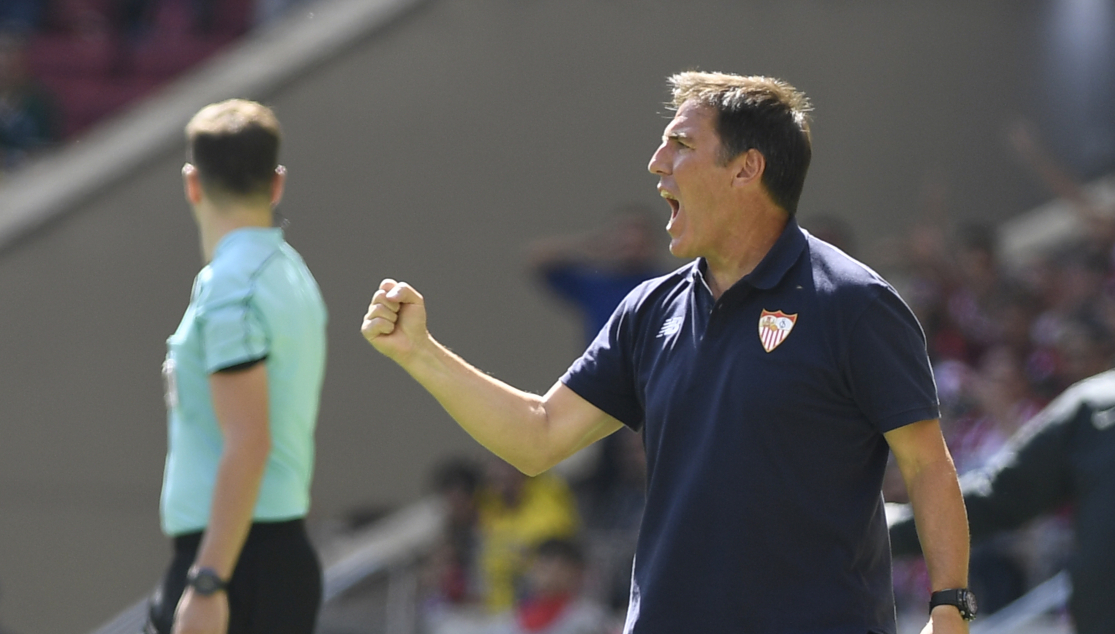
[659,190,677,201]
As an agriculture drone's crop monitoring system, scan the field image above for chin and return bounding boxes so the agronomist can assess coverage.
[667,241,692,260]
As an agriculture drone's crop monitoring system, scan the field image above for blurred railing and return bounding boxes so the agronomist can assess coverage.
[970,571,1072,634]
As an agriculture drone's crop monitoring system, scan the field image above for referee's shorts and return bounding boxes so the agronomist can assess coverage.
[145,518,322,634]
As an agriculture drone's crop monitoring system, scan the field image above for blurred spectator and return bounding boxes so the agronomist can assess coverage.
[1006,118,1115,395]
[891,367,1115,634]
[946,346,1045,474]
[425,458,483,607]
[1053,317,1115,388]
[489,539,614,634]
[946,346,1048,613]
[527,204,664,346]
[475,457,580,614]
[0,31,58,171]
[894,221,1013,367]
[1008,118,1115,257]
[420,458,489,634]
[1026,249,1115,395]
[576,426,644,533]
[575,429,644,613]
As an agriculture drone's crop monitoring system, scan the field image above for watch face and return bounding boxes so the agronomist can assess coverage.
[188,569,226,595]
[961,590,978,618]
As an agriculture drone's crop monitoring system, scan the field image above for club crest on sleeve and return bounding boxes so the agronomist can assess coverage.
[758,310,797,353]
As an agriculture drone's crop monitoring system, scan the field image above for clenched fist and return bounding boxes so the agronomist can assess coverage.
[361,279,430,364]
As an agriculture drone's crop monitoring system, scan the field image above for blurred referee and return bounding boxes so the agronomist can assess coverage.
[362,72,972,633]
[148,100,327,634]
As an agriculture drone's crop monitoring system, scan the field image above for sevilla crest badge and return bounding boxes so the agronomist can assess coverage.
[758,310,797,353]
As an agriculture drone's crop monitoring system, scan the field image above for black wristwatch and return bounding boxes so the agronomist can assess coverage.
[186,567,228,596]
[929,588,978,621]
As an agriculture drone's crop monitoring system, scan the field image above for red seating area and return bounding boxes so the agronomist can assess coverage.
[25,0,255,138]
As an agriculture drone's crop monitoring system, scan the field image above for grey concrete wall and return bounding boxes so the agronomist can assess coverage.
[0,1,1058,632]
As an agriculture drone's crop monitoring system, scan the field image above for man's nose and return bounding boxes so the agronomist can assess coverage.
[648,144,669,175]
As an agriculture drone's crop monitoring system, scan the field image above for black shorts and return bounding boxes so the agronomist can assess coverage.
[145,518,322,634]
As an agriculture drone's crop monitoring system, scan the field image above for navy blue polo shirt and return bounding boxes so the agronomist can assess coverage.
[561,218,938,634]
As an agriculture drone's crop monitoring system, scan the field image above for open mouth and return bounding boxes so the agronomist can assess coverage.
[659,189,680,218]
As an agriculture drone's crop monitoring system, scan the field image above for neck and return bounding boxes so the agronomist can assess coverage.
[194,198,274,262]
[703,203,789,298]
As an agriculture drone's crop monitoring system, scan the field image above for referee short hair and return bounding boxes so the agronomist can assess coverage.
[186,99,281,201]
[668,72,813,216]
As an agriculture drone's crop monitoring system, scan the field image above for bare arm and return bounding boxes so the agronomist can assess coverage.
[174,363,271,634]
[885,419,970,634]
[362,279,624,475]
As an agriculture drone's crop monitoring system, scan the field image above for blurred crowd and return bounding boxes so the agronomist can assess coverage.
[0,0,317,177]
[878,122,1114,620]
[418,451,640,634]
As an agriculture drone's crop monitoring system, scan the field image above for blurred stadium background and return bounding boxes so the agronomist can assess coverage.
[0,0,1111,632]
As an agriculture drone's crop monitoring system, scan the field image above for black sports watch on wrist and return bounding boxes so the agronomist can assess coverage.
[186,567,228,596]
[929,588,978,621]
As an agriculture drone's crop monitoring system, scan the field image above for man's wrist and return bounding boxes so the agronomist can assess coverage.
[929,588,978,621]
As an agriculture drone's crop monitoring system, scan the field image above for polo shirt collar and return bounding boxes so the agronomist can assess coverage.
[213,227,283,260]
[692,216,807,295]
[743,216,806,290]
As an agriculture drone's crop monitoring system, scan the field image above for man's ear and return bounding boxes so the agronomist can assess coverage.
[732,149,765,187]
[183,163,203,204]
[270,165,286,207]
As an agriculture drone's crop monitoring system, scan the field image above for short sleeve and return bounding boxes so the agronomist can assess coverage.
[198,300,270,374]
[560,299,645,430]
[845,286,939,433]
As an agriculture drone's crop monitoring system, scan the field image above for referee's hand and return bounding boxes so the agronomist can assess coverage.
[171,588,228,634]
[361,279,429,365]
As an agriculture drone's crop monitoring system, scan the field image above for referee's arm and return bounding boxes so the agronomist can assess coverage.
[175,362,271,634]
[886,418,970,633]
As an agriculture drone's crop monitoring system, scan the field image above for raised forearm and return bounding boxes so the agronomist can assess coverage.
[402,337,572,475]
[365,279,620,476]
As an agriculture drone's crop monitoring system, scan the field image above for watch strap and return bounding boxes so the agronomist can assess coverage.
[929,588,977,621]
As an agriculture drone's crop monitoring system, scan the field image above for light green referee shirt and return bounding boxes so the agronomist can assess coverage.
[160,227,327,536]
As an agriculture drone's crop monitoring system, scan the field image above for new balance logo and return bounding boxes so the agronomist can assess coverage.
[657,317,683,338]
